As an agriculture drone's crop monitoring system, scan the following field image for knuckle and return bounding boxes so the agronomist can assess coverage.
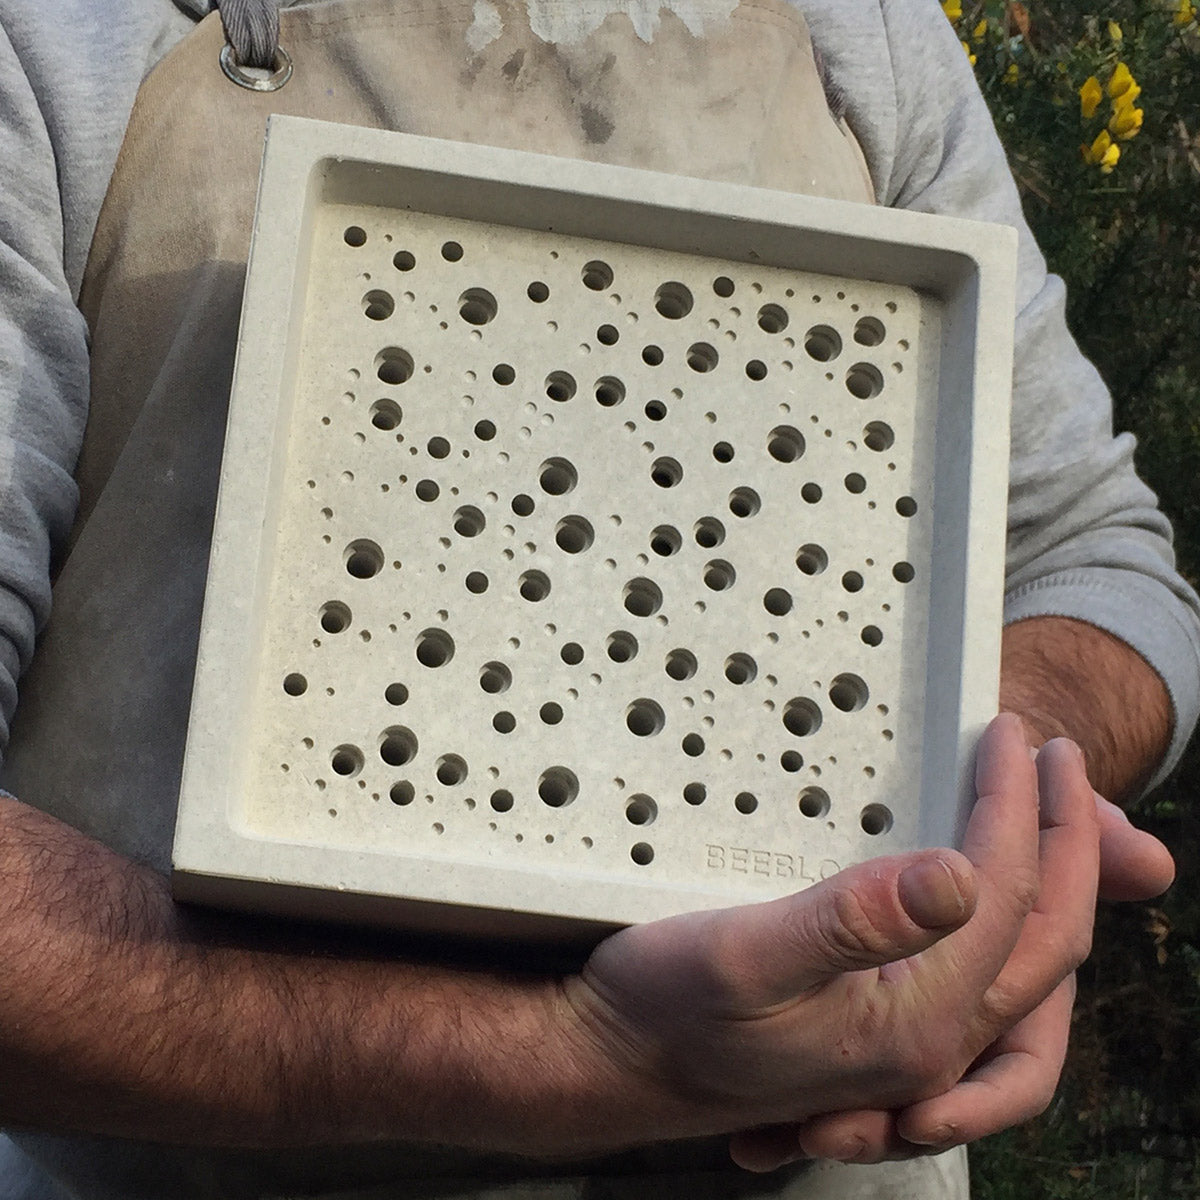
[817,886,895,968]
[1007,865,1041,916]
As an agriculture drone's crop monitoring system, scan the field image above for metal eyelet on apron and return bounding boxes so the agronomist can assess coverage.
[215,0,292,91]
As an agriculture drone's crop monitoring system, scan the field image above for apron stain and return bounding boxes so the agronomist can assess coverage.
[502,48,525,80]
[579,102,615,144]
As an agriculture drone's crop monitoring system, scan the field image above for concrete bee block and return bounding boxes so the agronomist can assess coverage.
[172,115,1016,942]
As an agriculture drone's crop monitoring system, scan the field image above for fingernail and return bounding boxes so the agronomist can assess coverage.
[908,1124,956,1149]
[898,856,972,929]
[834,1136,866,1162]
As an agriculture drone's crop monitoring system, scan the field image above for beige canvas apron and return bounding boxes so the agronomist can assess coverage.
[4,1,965,1195]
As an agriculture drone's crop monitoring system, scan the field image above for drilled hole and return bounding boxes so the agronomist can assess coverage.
[540,703,563,725]
[841,571,864,593]
[713,276,735,298]
[427,437,450,459]
[376,347,414,385]
[801,482,822,504]
[768,426,805,463]
[665,649,697,681]
[780,750,804,773]
[393,249,415,271]
[561,642,584,665]
[474,419,496,441]
[385,683,409,705]
[694,517,725,548]
[712,442,735,463]
[861,803,893,836]
[687,343,719,373]
[893,561,915,584]
[527,281,549,302]
[490,789,514,812]
[331,745,363,777]
[415,479,440,502]
[683,782,707,805]
[519,571,551,602]
[735,792,758,815]
[545,372,577,402]
[283,673,308,696]
[630,842,655,866]
[804,325,842,362]
[854,316,886,346]
[465,571,489,594]
[644,399,667,421]
[493,711,516,734]
[682,732,705,757]
[650,525,682,556]
[757,303,789,333]
[345,539,384,579]
[861,625,883,647]
[415,629,455,667]
[362,290,395,321]
[724,653,757,685]
[582,260,614,291]
[454,506,486,538]
[492,363,516,386]
[626,699,665,737]
[845,473,867,495]
[654,281,694,319]
[555,516,594,554]
[642,346,664,367]
[597,324,620,346]
[623,578,663,617]
[390,780,415,805]
[540,457,578,496]
[441,240,464,262]
[370,399,402,430]
[704,560,736,591]
[896,496,918,518]
[783,698,822,737]
[319,601,352,634]
[512,494,535,517]
[344,226,367,246]
[799,787,830,819]
[459,288,497,325]
[538,767,579,807]
[651,457,683,488]
[745,360,768,381]
[595,377,626,407]
[436,755,467,785]
[479,662,512,694]
[764,588,793,616]
[729,488,761,518]
[864,421,894,452]
[846,364,884,400]
[829,673,869,712]
[626,795,657,826]
[380,727,418,766]
[606,631,639,663]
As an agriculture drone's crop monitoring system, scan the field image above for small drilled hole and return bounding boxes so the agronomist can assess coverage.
[459,288,497,325]
[764,588,793,616]
[545,372,577,402]
[493,711,516,734]
[651,525,682,556]
[597,324,620,346]
[465,571,489,594]
[854,316,886,346]
[385,683,409,705]
[655,281,694,319]
[519,571,551,602]
[540,703,564,725]
[864,421,894,452]
[829,673,869,712]
[729,487,761,518]
[555,516,594,554]
[682,732,705,757]
[319,602,352,634]
[626,795,657,826]
[390,780,415,806]
[896,496,918,518]
[626,699,665,737]
[630,842,655,866]
[712,442,735,463]
[757,304,789,333]
[376,348,414,385]
[363,290,395,321]
[846,364,884,400]
[393,250,416,271]
[845,473,866,494]
[735,792,758,815]
[539,767,579,807]
[780,750,804,773]
[474,419,496,441]
[724,653,757,685]
[713,276,735,298]
[492,363,516,386]
[861,803,893,835]
[345,540,384,579]
[767,426,805,462]
[441,241,464,262]
[380,727,418,766]
[344,226,367,247]
[893,562,915,583]
[512,494,535,517]
[799,787,830,819]
[651,457,683,488]
[490,789,514,812]
[687,343,719,373]
[283,673,308,696]
[704,560,736,592]
[582,260,614,291]
[694,517,725,548]
[683,782,707,805]
[415,479,440,502]
[436,755,467,786]
[783,698,822,737]
[665,649,697,681]
[841,571,864,593]
[454,506,486,537]
[861,625,883,646]
[595,377,626,407]
[540,457,578,496]
[561,642,584,665]
[479,662,512,695]
[606,631,639,663]
[370,399,403,430]
[623,578,663,617]
[416,628,455,667]
[642,346,664,367]
[804,325,842,361]
[527,281,549,302]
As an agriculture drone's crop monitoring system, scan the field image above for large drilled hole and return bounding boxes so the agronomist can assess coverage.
[490,789,514,812]
[545,372,577,402]
[479,662,512,694]
[864,421,894,452]
[436,754,468,785]
[626,699,665,737]
[493,711,516,734]
[724,653,757,685]
[796,544,828,576]
[474,419,496,441]
[893,561,915,584]
[344,540,384,579]
[713,276,735,297]
[441,241,464,262]
[896,496,918,518]
[757,303,789,333]
[694,517,725,548]
[654,281,694,319]
[768,426,806,463]
[687,343,719,373]
[764,588,793,616]
[846,363,884,400]
[380,726,418,766]
[626,795,658,826]
[712,441,735,463]
[841,571,864,593]
[519,571,551,602]
[415,479,440,502]
[735,792,758,815]
[729,488,761,518]
[331,744,364,777]
[319,601,352,634]
[683,782,707,805]
[458,288,497,325]
[561,642,584,665]
[861,803,894,835]
[623,578,663,617]
[595,377,626,407]
[780,750,804,773]
[527,281,549,302]
[597,324,620,346]
[393,249,416,271]
[745,359,768,381]
[861,625,883,647]
[390,781,415,806]
[651,457,683,488]
[801,482,822,504]
[283,673,308,696]
[539,457,578,496]
[582,260,614,291]
[606,631,639,663]
[512,494,535,517]
[804,325,842,361]
[643,347,665,367]
[829,673,869,712]
[454,506,486,537]
[783,698,822,737]
[376,347,414,385]
[682,732,705,757]
[427,437,450,459]
[650,525,682,556]
[344,225,367,247]
[370,399,403,430]
[492,363,516,386]
[630,842,655,866]
[665,649,697,681]
[703,560,736,592]
[844,473,867,495]
[363,290,395,321]
[854,316,886,346]
[555,516,594,554]
[539,703,563,725]
[415,628,455,667]
[538,767,579,807]
[799,787,830,819]
[385,682,409,705]
[465,571,489,594]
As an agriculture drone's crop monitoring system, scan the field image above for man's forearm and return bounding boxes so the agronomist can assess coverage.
[999,615,1172,801]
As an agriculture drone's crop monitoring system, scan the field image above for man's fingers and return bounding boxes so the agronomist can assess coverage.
[1094,794,1175,901]
[898,976,1076,1147]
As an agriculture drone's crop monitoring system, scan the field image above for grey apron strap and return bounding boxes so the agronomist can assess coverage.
[215,0,292,88]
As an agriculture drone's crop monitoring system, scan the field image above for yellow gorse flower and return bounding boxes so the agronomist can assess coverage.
[941,0,962,21]
[1082,129,1121,173]
[1109,100,1144,139]
[1108,61,1136,99]
[961,40,977,65]
[972,17,988,39]
[1004,62,1020,85]
[1107,20,1123,42]
[1079,76,1103,119]
[1175,0,1196,26]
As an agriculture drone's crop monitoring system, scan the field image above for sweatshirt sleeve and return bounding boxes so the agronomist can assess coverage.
[823,0,1200,788]
[0,16,90,760]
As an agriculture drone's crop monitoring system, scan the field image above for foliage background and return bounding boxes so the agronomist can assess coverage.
[945,1,1200,1194]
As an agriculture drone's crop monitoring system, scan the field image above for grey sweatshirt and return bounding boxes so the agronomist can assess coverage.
[0,1,1197,1197]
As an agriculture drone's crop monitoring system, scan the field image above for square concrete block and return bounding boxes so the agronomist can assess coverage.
[172,115,1017,941]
